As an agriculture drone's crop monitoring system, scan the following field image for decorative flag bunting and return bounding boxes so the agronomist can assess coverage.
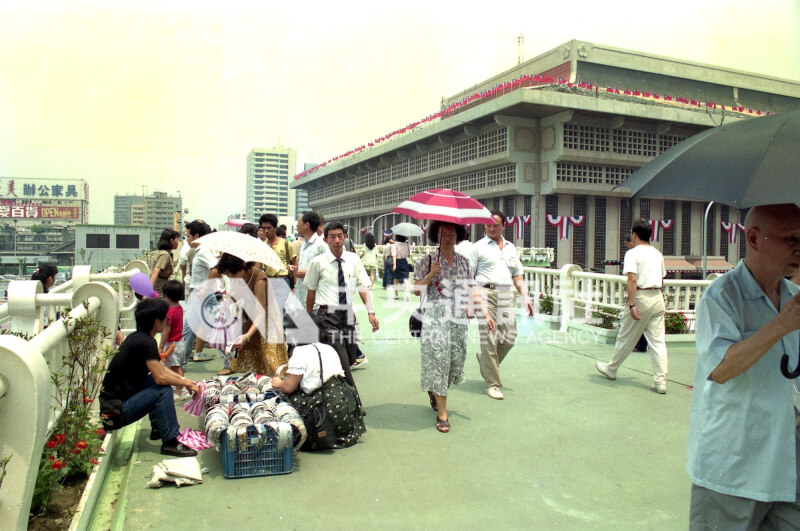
[506,216,517,226]
[420,224,427,233]
[721,221,745,244]
[360,227,370,235]
[649,219,673,242]
[292,73,773,181]
[547,215,585,240]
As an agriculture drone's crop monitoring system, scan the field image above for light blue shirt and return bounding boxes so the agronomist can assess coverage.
[294,232,327,306]
[469,236,523,286]
[687,260,800,502]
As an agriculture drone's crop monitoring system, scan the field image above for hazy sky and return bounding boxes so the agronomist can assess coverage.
[1,0,798,227]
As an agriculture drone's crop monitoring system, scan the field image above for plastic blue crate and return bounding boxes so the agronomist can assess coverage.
[220,424,293,478]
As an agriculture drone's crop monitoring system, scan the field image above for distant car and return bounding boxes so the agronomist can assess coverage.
[2,274,16,281]
[54,272,67,285]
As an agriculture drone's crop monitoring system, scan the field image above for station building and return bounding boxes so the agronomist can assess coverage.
[292,40,800,276]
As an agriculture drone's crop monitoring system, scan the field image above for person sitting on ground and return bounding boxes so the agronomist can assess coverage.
[99,297,199,457]
[31,264,58,293]
[271,333,366,449]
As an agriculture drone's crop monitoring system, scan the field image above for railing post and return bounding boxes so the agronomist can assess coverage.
[7,280,44,336]
[559,264,581,332]
[0,335,51,531]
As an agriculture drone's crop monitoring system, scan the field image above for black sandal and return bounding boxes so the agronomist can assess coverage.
[436,417,450,433]
[428,391,438,411]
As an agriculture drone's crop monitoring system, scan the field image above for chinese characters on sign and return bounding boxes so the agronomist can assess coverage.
[0,202,80,219]
[3,179,82,199]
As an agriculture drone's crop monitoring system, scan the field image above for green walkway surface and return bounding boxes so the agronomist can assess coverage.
[95,289,697,530]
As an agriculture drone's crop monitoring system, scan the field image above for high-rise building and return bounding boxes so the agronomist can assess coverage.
[246,146,296,222]
[114,192,182,230]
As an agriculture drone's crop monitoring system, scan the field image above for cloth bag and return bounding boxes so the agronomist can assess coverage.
[301,345,336,451]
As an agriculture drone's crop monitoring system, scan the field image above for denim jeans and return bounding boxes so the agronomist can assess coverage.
[121,375,180,442]
[181,318,196,369]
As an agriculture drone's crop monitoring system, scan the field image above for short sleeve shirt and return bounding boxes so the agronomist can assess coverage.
[165,305,183,343]
[687,261,800,502]
[305,250,370,309]
[622,245,665,288]
[286,343,345,394]
[470,237,523,285]
[269,237,294,276]
[100,331,160,402]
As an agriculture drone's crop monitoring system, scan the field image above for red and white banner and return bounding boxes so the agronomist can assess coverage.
[547,215,584,240]
[419,224,427,233]
[721,221,745,244]
[649,219,673,242]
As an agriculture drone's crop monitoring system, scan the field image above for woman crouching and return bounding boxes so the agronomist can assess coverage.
[271,337,366,449]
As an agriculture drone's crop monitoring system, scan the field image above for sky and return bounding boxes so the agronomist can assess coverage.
[1,0,798,227]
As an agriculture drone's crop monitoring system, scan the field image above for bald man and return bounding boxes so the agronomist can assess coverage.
[688,203,800,529]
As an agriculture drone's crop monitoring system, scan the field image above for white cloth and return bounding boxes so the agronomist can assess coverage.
[187,245,217,291]
[294,232,327,305]
[469,236,523,286]
[286,343,345,394]
[305,250,370,309]
[622,245,666,288]
[178,241,191,266]
[147,457,203,488]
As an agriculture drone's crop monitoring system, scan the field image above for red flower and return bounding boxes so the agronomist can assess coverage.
[49,455,55,461]
[72,447,82,454]
[82,398,93,403]
[54,433,65,444]
[81,387,88,394]
[46,440,58,449]
[90,458,99,465]
[96,428,106,436]
[75,440,88,449]
[51,460,66,470]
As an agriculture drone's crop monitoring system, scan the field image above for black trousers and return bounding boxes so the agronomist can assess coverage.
[314,308,358,388]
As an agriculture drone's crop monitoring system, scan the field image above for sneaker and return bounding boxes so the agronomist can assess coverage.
[192,352,213,362]
[595,362,617,381]
[149,427,161,441]
[160,440,197,457]
[487,386,504,400]
[351,356,368,370]
[652,383,667,394]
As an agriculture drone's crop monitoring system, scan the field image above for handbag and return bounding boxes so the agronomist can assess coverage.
[301,345,336,451]
[409,254,432,338]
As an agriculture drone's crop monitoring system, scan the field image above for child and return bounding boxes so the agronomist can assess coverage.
[159,279,189,401]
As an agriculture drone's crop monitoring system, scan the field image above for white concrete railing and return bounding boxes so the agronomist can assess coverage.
[0,262,147,531]
[523,264,714,333]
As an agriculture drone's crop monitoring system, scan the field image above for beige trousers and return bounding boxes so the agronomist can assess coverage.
[607,289,668,385]
[476,288,517,389]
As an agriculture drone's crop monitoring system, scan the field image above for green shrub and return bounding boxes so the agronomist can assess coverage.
[539,294,554,315]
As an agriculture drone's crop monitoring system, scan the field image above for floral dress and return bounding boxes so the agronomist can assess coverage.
[413,251,473,396]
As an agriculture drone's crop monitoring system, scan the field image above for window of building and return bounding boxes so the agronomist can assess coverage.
[545,195,559,265]
[720,204,730,259]
[573,196,587,268]
[619,199,632,261]
[639,199,650,221]
[739,208,749,259]
[594,197,606,268]
[524,195,532,247]
[116,234,140,249]
[86,234,110,248]
[663,201,675,255]
[681,202,692,255]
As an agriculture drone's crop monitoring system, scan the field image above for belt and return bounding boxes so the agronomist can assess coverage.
[317,305,347,313]
[638,287,662,290]
[481,283,513,290]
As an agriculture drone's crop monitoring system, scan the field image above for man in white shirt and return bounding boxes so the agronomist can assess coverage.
[596,219,668,393]
[305,221,379,387]
[181,220,216,364]
[290,211,327,307]
[470,211,534,400]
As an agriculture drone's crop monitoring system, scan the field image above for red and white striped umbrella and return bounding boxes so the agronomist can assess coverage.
[224,219,252,228]
[392,189,494,224]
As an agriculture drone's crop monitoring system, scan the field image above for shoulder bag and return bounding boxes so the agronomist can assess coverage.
[301,345,336,451]
[409,254,433,338]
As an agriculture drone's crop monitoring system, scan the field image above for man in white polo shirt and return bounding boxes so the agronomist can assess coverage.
[305,221,379,387]
[596,218,668,393]
[470,211,534,400]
